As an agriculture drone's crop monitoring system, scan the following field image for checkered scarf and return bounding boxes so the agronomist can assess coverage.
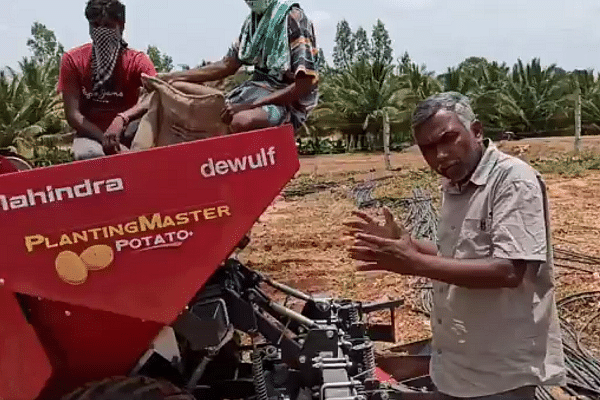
[91,27,128,97]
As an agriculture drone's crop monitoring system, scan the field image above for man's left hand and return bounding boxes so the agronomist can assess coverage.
[102,116,125,155]
[221,103,256,125]
[349,233,419,275]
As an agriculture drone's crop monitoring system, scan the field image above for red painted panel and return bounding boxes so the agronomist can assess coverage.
[0,126,299,399]
[0,290,51,400]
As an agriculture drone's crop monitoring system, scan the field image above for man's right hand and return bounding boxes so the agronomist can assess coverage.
[157,72,177,83]
[102,116,125,155]
[344,207,406,240]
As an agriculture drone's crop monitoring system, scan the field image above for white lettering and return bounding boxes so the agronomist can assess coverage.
[10,195,28,209]
[227,156,247,172]
[116,240,128,251]
[0,178,125,212]
[27,189,47,206]
[55,187,74,201]
[201,147,277,179]
[106,178,124,192]
[248,154,263,169]
[201,159,216,178]
[176,230,190,241]
[215,161,229,175]
[267,146,276,165]
[74,180,93,197]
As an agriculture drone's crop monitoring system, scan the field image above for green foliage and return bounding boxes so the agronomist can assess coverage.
[370,20,393,66]
[314,59,403,136]
[531,152,600,178]
[354,27,370,61]
[499,58,570,134]
[146,45,174,73]
[31,143,73,167]
[394,53,442,132]
[1,22,69,164]
[26,22,64,64]
[296,137,345,155]
[332,20,355,70]
[316,48,327,73]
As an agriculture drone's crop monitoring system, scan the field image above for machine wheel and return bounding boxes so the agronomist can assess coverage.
[62,376,196,400]
[4,155,34,170]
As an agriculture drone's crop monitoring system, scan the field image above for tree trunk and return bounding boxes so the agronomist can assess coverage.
[383,112,391,170]
[575,83,582,153]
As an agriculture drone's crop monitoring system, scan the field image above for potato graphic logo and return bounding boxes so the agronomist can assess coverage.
[80,245,114,271]
[54,244,115,285]
[55,251,88,285]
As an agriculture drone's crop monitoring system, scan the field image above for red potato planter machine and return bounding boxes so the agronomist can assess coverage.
[0,126,410,400]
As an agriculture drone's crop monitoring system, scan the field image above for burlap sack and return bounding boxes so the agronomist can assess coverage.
[131,75,228,150]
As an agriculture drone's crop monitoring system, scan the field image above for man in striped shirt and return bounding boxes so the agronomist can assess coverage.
[163,0,319,133]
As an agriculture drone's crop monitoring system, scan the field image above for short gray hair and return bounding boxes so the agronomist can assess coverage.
[411,92,476,132]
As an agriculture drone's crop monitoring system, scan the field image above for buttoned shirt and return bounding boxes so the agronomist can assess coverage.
[431,140,566,397]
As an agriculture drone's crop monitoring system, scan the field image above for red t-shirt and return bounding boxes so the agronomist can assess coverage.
[57,43,157,132]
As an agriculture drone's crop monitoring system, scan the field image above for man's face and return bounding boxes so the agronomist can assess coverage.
[413,109,483,184]
[244,0,271,14]
[89,17,124,37]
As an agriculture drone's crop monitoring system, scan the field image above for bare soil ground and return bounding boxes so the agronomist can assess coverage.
[239,136,600,351]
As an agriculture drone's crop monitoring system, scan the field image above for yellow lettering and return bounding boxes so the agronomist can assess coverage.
[101,226,109,238]
[190,210,203,222]
[217,205,231,217]
[59,235,73,246]
[139,213,163,231]
[176,213,190,225]
[162,215,175,228]
[125,221,139,234]
[203,207,217,220]
[88,228,102,240]
[45,237,58,249]
[25,234,45,253]
[73,231,88,244]
[108,225,124,237]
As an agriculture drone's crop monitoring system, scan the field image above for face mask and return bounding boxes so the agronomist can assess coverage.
[244,0,271,14]
[90,26,126,96]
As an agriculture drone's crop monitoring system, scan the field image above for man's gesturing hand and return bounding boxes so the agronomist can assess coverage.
[343,207,405,239]
[349,233,419,274]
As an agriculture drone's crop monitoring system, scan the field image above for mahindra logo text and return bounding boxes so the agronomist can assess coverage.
[0,178,124,211]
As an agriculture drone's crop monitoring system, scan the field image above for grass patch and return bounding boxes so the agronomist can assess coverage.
[532,152,600,178]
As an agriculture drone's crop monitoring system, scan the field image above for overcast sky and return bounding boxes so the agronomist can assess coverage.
[3,0,600,75]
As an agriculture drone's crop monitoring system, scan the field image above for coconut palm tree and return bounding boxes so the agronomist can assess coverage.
[0,56,68,158]
[494,58,570,135]
[309,59,405,153]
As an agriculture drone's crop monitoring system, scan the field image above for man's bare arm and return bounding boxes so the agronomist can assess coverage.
[62,90,104,143]
[412,239,439,256]
[412,255,528,288]
[352,234,529,289]
[164,57,242,84]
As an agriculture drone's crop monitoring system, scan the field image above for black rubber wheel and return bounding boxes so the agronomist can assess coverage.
[61,376,196,400]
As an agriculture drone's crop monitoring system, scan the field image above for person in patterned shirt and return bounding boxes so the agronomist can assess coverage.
[162,0,319,133]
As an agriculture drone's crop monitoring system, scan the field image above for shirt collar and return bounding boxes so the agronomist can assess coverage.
[442,139,499,193]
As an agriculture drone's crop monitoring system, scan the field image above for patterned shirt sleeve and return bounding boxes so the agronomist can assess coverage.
[287,7,319,81]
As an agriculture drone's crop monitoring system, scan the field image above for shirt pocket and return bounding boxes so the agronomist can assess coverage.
[455,217,493,258]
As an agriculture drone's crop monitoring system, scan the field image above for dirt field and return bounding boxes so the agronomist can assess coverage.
[239,136,600,351]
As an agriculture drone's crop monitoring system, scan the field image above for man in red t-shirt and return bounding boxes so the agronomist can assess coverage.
[57,0,157,160]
